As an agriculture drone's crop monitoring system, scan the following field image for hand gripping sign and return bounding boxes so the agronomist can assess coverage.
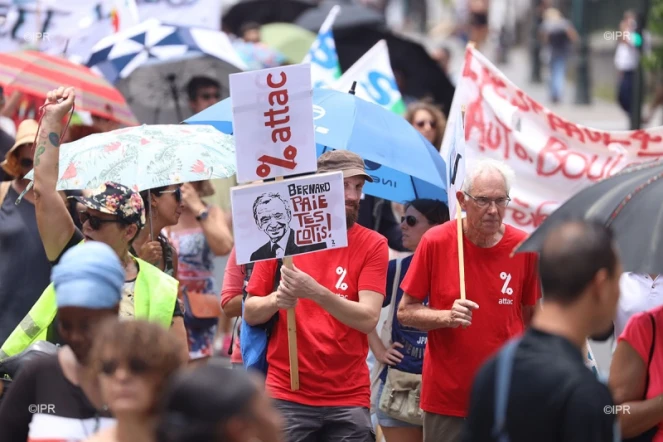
[230,64,323,391]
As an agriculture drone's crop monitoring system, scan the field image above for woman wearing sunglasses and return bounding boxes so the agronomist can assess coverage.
[134,185,184,277]
[404,102,447,151]
[368,198,449,442]
[165,180,234,362]
[84,319,186,442]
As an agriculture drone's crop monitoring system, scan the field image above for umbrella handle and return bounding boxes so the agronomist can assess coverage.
[148,189,154,241]
[166,74,183,122]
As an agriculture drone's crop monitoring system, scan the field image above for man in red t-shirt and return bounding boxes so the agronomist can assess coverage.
[398,158,542,442]
[245,150,389,442]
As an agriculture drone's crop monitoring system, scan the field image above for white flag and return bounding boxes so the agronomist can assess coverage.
[333,40,406,115]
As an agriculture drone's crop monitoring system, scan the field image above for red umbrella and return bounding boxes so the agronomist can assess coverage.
[0,50,139,127]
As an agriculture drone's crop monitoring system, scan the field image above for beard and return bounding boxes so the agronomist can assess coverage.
[345,201,359,229]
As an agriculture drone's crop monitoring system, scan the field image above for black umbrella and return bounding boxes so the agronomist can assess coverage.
[294,0,384,31]
[514,160,663,274]
[222,0,317,36]
[334,27,455,114]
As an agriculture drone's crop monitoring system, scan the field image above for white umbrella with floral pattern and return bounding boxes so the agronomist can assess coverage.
[24,124,236,191]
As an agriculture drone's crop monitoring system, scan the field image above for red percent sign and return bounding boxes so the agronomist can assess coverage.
[258,72,299,178]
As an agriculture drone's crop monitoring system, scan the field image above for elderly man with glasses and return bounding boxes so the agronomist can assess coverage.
[397,158,542,442]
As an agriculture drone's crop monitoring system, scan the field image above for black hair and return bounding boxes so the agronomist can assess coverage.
[404,198,450,225]
[186,76,221,102]
[139,186,169,216]
[240,21,261,35]
[155,363,259,442]
[539,220,618,305]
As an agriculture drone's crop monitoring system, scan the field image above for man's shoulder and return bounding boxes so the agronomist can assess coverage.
[349,223,388,247]
[421,221,454,245]
[504,224,530,242]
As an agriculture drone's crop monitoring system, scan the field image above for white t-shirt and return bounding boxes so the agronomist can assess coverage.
[614,42,639,72]
[614,272,663,338]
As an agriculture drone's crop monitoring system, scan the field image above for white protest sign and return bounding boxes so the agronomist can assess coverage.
[455,46,663,233]
[439,101,467,219]
[230,63,317,184]
[333,39,406,115]
[231,171,348,265]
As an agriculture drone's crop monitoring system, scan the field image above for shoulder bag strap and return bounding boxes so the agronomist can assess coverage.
[492,337,521,442]
[382,258,403,343]
[643,313,656,393]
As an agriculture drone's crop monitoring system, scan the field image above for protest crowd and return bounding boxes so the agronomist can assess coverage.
[0,1,662,442]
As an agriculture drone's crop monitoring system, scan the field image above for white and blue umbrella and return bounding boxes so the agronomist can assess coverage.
[86,18,247,124]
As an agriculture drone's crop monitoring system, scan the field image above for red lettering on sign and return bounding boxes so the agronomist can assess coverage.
[507,198,557,229]
[291,195,332,245]
[258,71,299,177]
[536,136,624,181]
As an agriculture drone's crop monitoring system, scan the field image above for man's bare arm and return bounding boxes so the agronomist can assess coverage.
[398,294,480,331]
[313,289,382,334]
[33,87,76,261]
[244,293,279,326]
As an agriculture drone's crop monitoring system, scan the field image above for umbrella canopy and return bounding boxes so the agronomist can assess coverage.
[24,124,236,192]
[295,0,384,31]
[0,50,138,126]
[261,23,317,63]
[185,89,447,204]
[515,160,663,275]
[222,0,317,36]
[86,18,246,124]
[334,28,455,113]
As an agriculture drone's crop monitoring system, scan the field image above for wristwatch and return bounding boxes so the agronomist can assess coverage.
[196,207,209,222]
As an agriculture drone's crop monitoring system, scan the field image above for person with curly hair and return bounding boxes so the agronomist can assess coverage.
[84,319,187,442]
[404,101,447,151]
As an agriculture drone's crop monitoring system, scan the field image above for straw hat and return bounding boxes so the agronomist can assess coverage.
[1,119,38,177]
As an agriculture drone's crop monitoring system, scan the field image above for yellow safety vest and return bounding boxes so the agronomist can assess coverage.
[0,253,178,360]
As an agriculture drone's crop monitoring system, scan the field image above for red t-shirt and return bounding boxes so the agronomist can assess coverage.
[246,224,388,407]
[400,222,541,417]
[619,305,663,442]
[220,248,245,365]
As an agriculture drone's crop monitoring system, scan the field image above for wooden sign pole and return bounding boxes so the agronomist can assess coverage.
[457,104,467,301]
[275,176,300,390]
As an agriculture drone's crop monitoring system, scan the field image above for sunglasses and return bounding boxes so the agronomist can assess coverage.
[79,212,123,230]
[401,215,418,227]
[158,187,181,202]
[19,158,33,169]
[415,120,436,129]
[101,358,151,376]
[199,92,221,100]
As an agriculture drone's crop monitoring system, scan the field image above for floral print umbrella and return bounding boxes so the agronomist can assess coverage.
[25,124,236,191]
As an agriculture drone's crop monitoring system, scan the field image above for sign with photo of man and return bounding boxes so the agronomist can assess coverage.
[231,171,347,265]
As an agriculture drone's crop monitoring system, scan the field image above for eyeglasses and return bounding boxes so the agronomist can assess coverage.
[158,187,181,203]
[415,120,436,129]
[79,212,123,230]
[19,158,33,169]
[464,192,511,208]
[199,92,221,100]
[401,215,418,227]
[100,358,151,377]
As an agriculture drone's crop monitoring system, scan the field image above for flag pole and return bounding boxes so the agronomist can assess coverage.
[457,104,467,301]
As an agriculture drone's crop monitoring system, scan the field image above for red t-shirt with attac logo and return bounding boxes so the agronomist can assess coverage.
[247,224,388,407]
[400,222,541,418]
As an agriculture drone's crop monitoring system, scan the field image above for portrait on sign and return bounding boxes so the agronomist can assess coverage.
[231,171,348,265]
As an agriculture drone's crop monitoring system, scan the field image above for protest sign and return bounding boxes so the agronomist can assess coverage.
[230,64,317,184]
[302,5,342,89]
[333,40,406,115]
[451,46,663,233]
[231,171,347,266]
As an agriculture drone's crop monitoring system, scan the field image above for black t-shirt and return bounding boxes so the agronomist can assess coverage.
[0,353,115,441]
[461,328,617,442]
[0,186,53,343]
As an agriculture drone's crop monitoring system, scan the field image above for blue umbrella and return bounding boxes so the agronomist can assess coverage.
[185,88,447,204]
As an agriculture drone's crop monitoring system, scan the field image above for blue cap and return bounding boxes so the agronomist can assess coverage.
[51,242,124,309]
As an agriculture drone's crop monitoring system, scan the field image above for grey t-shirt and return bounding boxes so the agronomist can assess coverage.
[0,186,53,343]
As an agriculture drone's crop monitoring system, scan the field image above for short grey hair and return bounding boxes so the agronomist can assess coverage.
[252,192,291,226]
[461,158,516,195]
